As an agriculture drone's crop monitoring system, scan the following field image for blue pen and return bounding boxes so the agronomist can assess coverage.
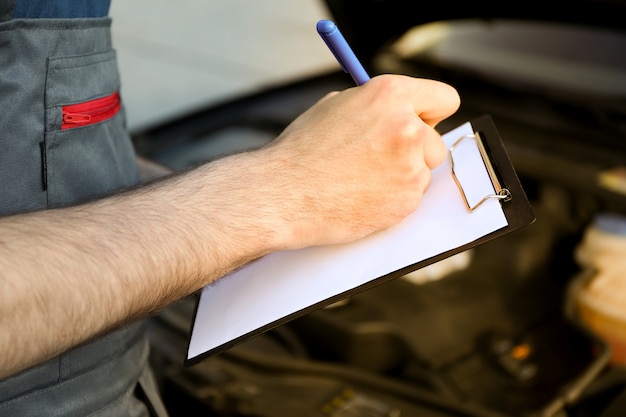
[316,20,370,86]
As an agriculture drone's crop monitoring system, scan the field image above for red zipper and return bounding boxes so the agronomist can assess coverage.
[61,91,121,130]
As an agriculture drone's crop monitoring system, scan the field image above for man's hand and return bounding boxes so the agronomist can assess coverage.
[256,74,460,249]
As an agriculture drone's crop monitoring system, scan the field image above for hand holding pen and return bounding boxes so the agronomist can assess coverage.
[251,21,460,249]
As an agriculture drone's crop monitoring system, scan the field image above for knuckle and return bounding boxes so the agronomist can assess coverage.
[390,115,427,148]
[369,74,407,98]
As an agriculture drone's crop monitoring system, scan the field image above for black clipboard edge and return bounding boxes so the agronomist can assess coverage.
[184,114,535,367]
[470,114,536,231]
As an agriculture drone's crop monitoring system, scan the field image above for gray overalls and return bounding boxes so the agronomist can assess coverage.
[0,2,168,416]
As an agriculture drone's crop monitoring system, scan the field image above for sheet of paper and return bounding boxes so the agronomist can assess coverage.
[187,121,508,360]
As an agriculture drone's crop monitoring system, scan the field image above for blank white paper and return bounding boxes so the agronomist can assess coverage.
[187,121,508,360]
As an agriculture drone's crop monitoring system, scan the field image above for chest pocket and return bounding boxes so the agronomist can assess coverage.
[43,49,139,208]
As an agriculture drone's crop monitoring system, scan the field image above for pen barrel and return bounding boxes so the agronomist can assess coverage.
[317,20,370,86]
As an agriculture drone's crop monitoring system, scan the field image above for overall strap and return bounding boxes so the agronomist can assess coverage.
[11,0,111,18]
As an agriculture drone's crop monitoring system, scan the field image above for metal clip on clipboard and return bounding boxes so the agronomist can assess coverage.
[449,132,512,212]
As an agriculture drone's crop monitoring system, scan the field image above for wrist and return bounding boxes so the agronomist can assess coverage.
[183,149,295,279]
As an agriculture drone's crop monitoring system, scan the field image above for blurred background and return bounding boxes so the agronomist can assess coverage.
[108,2,626,416]
[110,0,337,134]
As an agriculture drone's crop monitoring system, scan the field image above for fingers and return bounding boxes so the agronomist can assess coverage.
[415,79,461,127]
[370,75,461,169]
[351,74,457,170]
[422,126,448,169]
[366,74,460,127]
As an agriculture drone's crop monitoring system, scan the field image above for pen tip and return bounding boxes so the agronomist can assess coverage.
[316,19,337,35]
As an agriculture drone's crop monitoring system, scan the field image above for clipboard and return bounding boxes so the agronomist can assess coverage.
[184,114,535,367]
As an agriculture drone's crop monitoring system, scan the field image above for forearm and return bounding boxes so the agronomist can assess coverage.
[0,150,285,378]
